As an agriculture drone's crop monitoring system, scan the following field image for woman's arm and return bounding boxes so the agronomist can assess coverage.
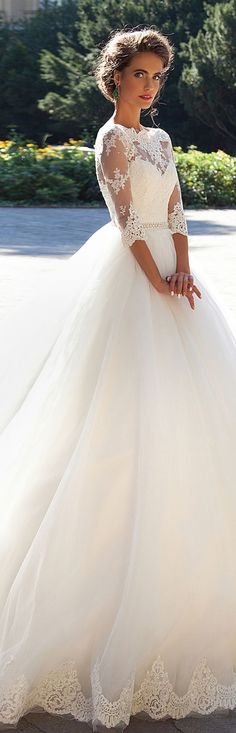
[128,239,170,294]
[167,152,190,274]
[172,232,190,275]
[167,137,201,303]
[100,128,169,294]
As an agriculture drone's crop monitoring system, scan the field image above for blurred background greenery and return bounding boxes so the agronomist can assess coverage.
[0,141,235,207]
[0,0,235,153]
[0,0,235,206]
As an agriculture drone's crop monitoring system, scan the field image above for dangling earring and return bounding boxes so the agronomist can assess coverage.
[113,84,119,101]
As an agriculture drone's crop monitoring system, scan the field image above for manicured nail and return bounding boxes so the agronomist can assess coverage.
[171,291,174,296]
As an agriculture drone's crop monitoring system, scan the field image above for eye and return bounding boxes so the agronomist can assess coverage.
[134,71,144,78]
[154,73,162,81]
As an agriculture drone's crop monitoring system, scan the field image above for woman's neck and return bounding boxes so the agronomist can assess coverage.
[113,103,142,131]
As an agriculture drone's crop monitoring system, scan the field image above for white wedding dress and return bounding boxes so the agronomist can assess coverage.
[1,116,236,731]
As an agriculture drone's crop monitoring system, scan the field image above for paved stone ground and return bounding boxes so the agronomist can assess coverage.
[12,709,236,733]
[0,208,236,332]
[0,207,236,733]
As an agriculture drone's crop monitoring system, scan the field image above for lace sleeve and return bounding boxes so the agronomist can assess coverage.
[99,128,146,248]
[167,138,188,236]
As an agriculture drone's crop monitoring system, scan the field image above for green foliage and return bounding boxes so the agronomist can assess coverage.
[179,0,236,153]
[0,1,78,142]
[0,141,234,207]
[1,0,233,152]
[175,146,236,207]
[40,0,222,149]
[0,142,100,205]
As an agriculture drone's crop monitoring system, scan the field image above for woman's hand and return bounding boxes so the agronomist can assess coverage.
[166,271,193,296]
[165,272,202,310]
[157,278,172,296]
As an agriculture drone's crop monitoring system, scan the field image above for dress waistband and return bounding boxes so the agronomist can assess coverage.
[142,221,169,229]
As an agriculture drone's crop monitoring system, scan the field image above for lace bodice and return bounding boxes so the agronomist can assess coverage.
[95,117,188,248]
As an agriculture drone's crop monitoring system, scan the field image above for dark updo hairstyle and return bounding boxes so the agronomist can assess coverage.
[95,27,174,106]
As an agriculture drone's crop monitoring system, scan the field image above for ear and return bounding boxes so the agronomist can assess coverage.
[113,71,120,87]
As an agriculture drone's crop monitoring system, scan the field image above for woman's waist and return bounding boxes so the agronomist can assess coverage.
[111,217,170,231]
[141,220,169,230]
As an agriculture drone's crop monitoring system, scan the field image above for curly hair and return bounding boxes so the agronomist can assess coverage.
[95,28,174,104]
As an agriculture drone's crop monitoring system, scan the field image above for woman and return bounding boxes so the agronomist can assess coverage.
[0,27,236,732]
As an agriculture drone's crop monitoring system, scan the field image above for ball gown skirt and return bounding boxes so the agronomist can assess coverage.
[0,217,236,731]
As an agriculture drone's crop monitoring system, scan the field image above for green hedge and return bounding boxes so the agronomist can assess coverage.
[0,141,235,207]
[175,145,236,207]
[0,141,100,205]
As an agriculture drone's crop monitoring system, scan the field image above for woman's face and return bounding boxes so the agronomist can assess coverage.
[114,52,164,110]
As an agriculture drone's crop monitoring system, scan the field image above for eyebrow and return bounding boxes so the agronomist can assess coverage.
[133,67,163,75]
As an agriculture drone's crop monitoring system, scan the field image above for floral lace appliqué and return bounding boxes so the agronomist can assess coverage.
[121,203,146,248]
[106,168,129,195]
[168,202,188,236]
[103,130,121,158]
[126,128,171,175]
[95,122,188,248]
[1,654,236,729]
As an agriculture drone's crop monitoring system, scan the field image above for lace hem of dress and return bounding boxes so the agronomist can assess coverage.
[168,202,188,236]
[1,654,236,729]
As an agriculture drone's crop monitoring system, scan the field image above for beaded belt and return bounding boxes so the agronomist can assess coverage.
[142,221,169,229]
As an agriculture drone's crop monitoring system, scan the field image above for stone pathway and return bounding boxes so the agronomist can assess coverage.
[14,709,236,732]
[0,208,235,335]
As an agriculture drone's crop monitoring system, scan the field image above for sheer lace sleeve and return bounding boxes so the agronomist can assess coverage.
[99,127,146,248]
[167,138,188,237]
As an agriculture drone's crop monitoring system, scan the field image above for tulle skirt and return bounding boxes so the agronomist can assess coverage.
[1,221,236,730]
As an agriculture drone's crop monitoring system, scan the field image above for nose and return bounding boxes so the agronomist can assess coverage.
[144,76,154,91]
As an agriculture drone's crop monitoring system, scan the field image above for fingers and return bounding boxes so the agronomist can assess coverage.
[166,274,202,308]
[183,274,191,297]
[167,272,188,297]
[193,284,202,299]
[176,273,184,297]
[186,292,195,310]
[166,273,178,296]
[186,274,194,294]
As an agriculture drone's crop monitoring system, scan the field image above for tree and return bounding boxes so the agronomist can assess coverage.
[2,0,229,149]
[0,0,78,141]
[40,0,221,147]
[179,0,236,153]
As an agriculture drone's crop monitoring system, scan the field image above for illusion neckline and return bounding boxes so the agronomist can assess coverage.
[111,120,150,135]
